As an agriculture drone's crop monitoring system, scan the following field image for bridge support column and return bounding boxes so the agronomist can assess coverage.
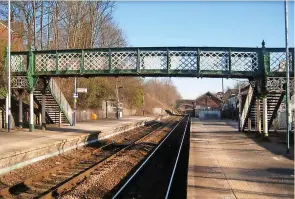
[41,90,46,130]
[19,90,23,128]
[248,118,251,132]
[59,110,62,127]
[29,90,34,132]
[263,96,268,137]
[256,99,261,134]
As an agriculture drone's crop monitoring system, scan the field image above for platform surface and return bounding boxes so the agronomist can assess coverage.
[187,119,294,199]
[0,116,153,160]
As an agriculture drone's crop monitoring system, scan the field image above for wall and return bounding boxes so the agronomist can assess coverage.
[199,110,221,119]
[76,107,136,121]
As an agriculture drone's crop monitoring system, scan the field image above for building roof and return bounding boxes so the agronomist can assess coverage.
[195,92,223,109]
[196,92,222,103]
[222,89,239,102]
[215,92,224,100]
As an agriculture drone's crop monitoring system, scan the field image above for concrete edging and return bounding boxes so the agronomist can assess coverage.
[0,117,157,175]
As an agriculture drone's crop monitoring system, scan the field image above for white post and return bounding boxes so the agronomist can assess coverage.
[59,110,62,127]
[248,118,251,132]
[263,97,268,137]
[7,1,11,131]
[29,90,34,132]
[284,0,291,153]
[5,95,8,129]
[38,112,41,126]
[41,91,46,130]
[19,90,23,128]
[256,99,261,133]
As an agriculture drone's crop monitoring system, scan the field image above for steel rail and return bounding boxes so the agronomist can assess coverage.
[40,117,176,199]
[165,116,190,199]
[0,120,164,198]
[112,116,187,199]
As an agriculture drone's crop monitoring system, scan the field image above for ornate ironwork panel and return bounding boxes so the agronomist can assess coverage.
[267,77,286,91]
[58,53,80,71]
[11,76,28,88]
[269,52,292,72]
[267,77,294,93]
[84,51,109,70]
[35,53,56,71]
[231,52,258,71]
[11,54,27,72]
[140,51,167,70]
[170,51,197,70]
[200,51,228,71]
[111,51,137,70]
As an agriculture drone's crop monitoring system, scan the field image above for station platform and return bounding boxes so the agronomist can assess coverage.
[187,119,294,199]
[0,116,155,175]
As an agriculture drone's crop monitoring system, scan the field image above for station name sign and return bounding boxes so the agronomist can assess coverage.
[77,88,88,93]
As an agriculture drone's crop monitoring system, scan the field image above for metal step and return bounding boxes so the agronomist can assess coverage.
[33,79,73,125]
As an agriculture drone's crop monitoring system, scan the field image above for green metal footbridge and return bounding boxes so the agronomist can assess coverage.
[6,41,294,134]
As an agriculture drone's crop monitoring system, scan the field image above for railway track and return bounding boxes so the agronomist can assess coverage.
[0,118,177,199]
[111,115,190,199]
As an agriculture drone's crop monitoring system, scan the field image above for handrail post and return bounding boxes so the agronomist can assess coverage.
[136,48,140,73]
[228,49,232,75]
[167,48,170,74]
[80,49,84,74]
[197,48,200,77]
[55,51,59,74]
[108,49,112,72]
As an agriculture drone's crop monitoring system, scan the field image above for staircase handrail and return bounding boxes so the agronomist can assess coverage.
[241,85,253,129]
[48,79,73,125]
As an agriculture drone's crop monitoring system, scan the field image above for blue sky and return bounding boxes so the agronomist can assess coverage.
[113,1,294,99]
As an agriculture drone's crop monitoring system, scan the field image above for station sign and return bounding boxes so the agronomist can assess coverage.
[73,93,78,98]
[77,88,88,93]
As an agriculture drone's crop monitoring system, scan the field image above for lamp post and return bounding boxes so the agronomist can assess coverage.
[7,1,11,132]
[284,0,291,154]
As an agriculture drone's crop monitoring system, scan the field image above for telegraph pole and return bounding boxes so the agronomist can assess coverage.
[284,0,291,154]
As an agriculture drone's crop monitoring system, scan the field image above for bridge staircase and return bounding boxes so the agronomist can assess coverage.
[33,79,73,125]
[241,86,284,132]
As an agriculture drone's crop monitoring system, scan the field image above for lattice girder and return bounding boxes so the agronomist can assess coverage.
[9,47,294,78]
[11,54,28,72]
[267,77,294,94]
[11,76,28,89]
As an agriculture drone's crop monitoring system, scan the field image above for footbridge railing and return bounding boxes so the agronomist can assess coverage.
[10,45,294,80]
[49,79,73,125]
